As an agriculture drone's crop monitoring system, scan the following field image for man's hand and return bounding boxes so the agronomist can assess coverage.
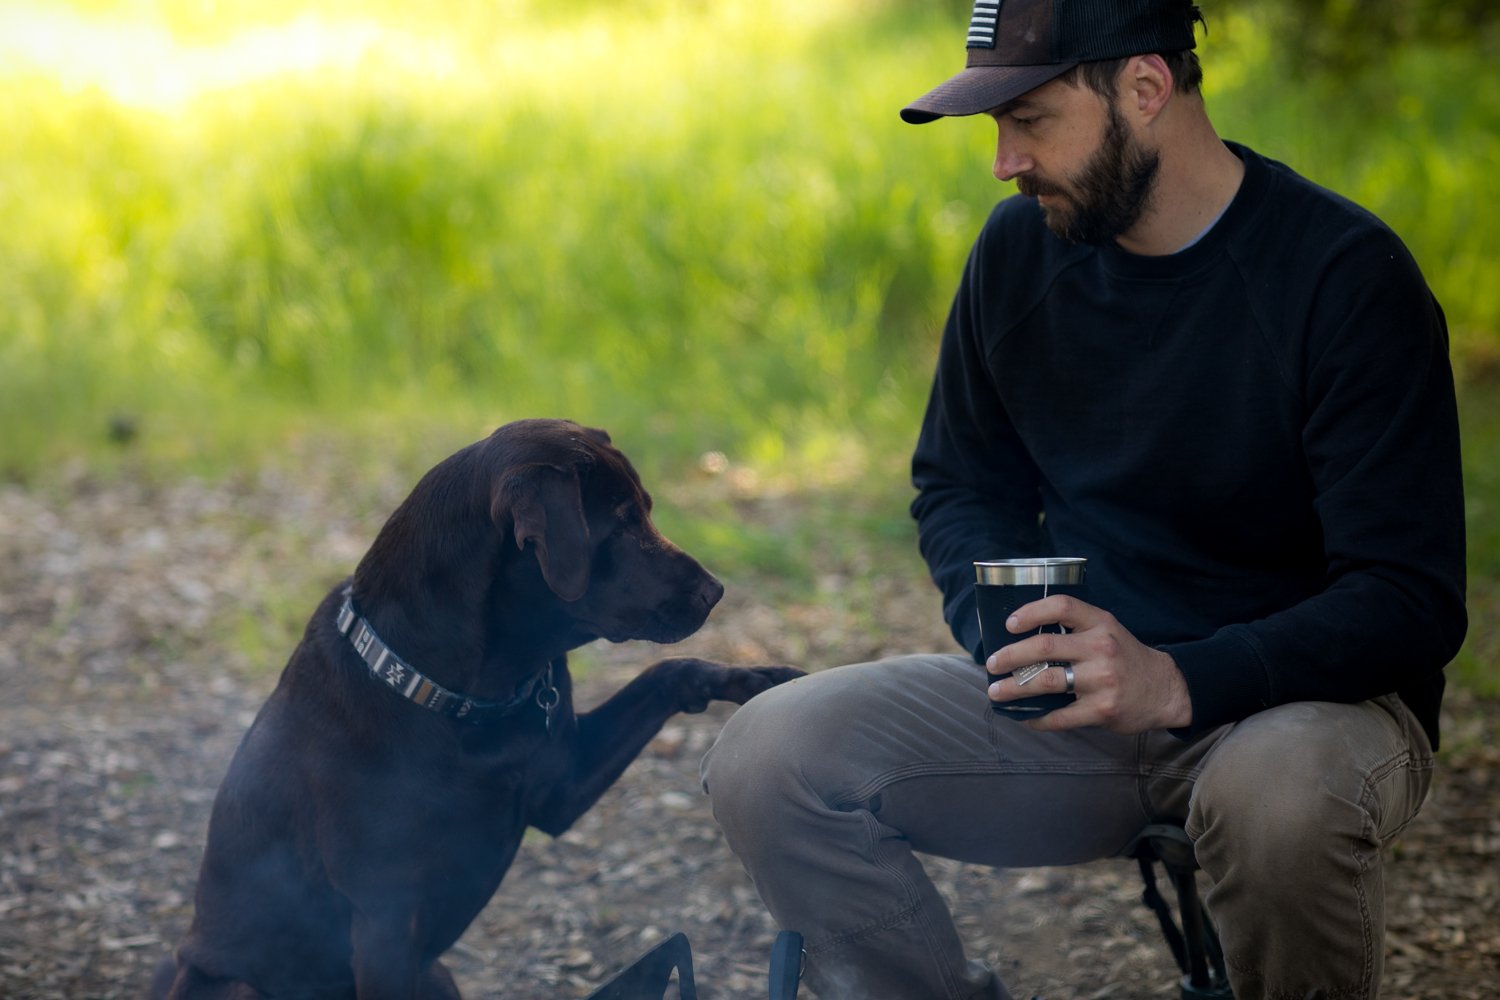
[986,595,1192,734]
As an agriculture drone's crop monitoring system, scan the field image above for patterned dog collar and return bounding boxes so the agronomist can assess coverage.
[335,587,556,728]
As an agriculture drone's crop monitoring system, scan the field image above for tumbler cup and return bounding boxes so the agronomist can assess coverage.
[975,557,1087,719]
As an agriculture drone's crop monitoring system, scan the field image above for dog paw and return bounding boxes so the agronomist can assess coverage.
[709,664,803,710]
[652,658,804,713]
[741,665,804,695]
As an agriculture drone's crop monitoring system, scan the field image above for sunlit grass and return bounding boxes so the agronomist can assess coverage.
[8,2,1492,477]
[0,1,861,111]
[0,0,997,485]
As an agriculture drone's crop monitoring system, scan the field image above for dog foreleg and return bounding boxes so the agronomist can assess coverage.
[349,908,427,1000]
[527,658,800,835]
[158,961,261,1000]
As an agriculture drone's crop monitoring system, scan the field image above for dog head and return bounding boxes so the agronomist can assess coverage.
[486,419,724,645]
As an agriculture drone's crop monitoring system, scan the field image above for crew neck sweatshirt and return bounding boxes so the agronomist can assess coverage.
[910,142,1466,747]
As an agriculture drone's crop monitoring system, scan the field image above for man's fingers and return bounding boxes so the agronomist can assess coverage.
[987,629,1076,676]
[988,661,1077,701]
[1005,593,1098,635]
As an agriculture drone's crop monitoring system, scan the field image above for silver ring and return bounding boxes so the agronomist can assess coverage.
[1061,664,1076,695]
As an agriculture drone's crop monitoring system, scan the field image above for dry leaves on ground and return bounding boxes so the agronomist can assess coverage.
[1,474,1496,999]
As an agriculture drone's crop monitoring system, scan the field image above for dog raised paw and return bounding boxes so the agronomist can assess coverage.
[649,657,804,713]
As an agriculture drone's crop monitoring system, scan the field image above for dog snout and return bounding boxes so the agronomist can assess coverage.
[696,575,725,614]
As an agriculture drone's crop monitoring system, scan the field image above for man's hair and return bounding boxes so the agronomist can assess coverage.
[1059,3,1207,98]
[1062,49,1203,98]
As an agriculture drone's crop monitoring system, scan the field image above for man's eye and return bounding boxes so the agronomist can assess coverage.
[1012,116,1038,128]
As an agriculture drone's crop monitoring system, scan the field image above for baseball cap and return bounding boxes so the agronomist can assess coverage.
[901,0,1201,124]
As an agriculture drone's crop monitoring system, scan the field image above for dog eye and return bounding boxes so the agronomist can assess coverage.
[613,497,655,525]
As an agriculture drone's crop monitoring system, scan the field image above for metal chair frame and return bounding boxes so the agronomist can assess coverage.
[1126,822,1234,999]
[583,823,1233,1000]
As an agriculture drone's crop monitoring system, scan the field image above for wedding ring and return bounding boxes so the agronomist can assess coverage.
[1061,663,1076,695]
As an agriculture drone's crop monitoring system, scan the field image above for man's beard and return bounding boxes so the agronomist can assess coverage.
[1017,105,1159,246]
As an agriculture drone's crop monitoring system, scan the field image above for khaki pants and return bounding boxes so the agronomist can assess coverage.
[700,654,1433,1000]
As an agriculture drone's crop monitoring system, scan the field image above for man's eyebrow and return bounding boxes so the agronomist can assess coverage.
[989,97,1042,117]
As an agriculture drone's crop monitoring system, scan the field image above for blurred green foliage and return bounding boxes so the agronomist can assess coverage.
[0,0,994,482]
[1247,0,1500,76]
[3,0,1497,477]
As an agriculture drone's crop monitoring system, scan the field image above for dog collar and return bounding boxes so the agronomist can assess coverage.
[336,587,558,728]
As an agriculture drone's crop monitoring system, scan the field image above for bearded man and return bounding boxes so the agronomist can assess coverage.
[701,2,1466,998]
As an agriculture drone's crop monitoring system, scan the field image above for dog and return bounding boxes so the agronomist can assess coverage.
[153,418,801,999]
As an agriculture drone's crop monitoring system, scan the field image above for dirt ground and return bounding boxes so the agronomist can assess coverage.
[1,471,1497,999]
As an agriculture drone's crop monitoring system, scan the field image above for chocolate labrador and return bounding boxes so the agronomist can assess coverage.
[153,418,801,999]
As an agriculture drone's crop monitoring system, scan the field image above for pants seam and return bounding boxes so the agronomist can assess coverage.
[814,810,976,1000]
[1349,747,1423,997]
[803,901,921,957]
[834,759,1141,810]
[797,812,928,966]
[914,897,972,1000]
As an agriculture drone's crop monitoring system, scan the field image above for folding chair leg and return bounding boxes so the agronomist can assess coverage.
[1127,824,1233,1000]
[584,931,698,1000]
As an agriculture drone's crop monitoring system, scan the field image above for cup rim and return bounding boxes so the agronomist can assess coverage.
[974,557,1087,586]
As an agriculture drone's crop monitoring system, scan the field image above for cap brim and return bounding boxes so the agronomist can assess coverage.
[900,62,1078,124]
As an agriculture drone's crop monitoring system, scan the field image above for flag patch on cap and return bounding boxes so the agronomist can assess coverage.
[967,0,1000,49]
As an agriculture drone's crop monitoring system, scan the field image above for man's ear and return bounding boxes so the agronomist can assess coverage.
[491,463,591,602]
[1125,53,1173,122]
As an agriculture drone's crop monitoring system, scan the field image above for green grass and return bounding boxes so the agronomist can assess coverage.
[1455,390,1500,695]
[0,0,990,484]
[2,0,1496,693]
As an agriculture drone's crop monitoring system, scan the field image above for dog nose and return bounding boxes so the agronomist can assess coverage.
[696,575,725,613]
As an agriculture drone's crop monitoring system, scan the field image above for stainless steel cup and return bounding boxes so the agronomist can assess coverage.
[974,557,1087,719]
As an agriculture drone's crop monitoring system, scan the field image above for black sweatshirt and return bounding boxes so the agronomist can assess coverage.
[910,143,1466,748]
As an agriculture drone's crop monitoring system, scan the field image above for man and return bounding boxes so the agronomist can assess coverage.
[701,1,1467,998]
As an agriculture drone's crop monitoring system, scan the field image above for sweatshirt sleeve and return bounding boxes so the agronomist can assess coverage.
[910,219,1047,663]
[1164,229,1467,738]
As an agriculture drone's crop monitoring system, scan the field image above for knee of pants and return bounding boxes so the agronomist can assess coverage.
[700,677,848,850]
[1188,709,1377,898]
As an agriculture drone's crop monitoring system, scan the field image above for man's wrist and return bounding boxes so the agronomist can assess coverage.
[1156,649,1194,729]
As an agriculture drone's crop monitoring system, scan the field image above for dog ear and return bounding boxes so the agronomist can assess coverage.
[492,463,591,602]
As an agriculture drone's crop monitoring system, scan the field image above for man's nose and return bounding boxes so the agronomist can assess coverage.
[992,127,1032,182]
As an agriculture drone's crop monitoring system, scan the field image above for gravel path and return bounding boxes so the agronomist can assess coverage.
[2,472,1495,999]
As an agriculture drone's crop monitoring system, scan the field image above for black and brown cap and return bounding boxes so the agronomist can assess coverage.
[901,0,1200,124]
